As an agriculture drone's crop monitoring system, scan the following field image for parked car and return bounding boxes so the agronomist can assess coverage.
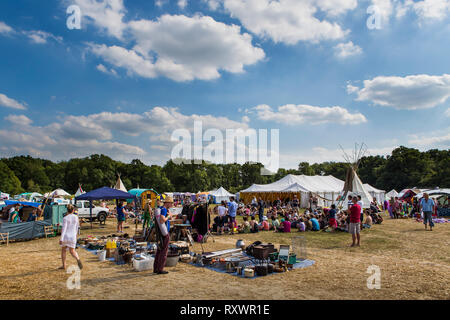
[75,201,109,223]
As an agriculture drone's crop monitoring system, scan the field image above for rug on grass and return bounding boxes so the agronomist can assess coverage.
[189,259,315,279]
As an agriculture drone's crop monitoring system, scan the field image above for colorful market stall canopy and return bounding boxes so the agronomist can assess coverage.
[414,188,450,199]
[75,187,136,201]
[5,200,42,208]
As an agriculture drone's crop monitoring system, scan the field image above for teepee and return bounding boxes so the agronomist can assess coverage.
[75,184,85,197]
[114,174,127,192]
[340,143,373,209]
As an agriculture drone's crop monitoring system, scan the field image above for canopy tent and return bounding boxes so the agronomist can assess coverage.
[240,174,346,208]
[5,200,42,208]
[209,187,235,204]
[341,167,373,209]
[386,189,399,200]
[76,187,136,201]
[0,192,10,200]
[114,176,127,192]
[76,187,136,228]
[50,189,71,198]
[414,188,450,199]
[363,183,386,204]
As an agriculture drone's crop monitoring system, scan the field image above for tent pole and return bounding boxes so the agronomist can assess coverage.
[90,200,93,229]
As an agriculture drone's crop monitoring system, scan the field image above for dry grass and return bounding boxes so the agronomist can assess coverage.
[0,214,449,300]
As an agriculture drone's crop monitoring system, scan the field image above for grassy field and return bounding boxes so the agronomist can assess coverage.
[0,212,449,300]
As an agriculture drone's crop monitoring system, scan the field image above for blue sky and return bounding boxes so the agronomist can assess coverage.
[0,0,449,169]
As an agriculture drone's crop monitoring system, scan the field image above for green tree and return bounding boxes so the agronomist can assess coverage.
[0,161,23,195]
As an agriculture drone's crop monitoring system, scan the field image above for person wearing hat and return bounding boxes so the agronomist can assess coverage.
[142,199,153,231]
[154,196,174,275]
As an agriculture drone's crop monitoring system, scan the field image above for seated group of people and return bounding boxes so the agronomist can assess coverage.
[235,203,384,234]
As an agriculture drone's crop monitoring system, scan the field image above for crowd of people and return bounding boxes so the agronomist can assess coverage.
[211,195,384,239]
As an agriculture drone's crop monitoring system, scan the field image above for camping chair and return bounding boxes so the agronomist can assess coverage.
[0,232,9,246]
[44,225,55,238]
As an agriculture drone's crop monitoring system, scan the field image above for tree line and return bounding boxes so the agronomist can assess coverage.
[0,146,448,196]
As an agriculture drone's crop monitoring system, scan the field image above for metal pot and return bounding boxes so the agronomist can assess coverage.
[236,239,245,249]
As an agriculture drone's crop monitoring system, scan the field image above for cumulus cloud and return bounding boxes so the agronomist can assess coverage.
[177,0,188,9]
[96,63,118,76]
[24,30,63,44]
[408,129,450,148]
[91,14,265,82]
[0,21,13,34]
[71,0,127,39]
[396,0,450,21]
[349,74,450,110]
[251,104,367,125]
[0,107,251,163]
[0,93,27,110]
[334,41,362,59]
[4,115,33,126]
[220,0,351,45]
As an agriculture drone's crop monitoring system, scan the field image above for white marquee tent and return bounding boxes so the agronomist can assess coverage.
[209,187,234,204]
[385,189,399,200]
[240,174,346,208]
[363,183,386,204]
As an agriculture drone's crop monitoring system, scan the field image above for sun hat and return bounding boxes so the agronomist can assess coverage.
[164,196,174,203]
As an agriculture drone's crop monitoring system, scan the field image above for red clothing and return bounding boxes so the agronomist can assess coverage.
[349,204,361,223]
[282,220,291,232]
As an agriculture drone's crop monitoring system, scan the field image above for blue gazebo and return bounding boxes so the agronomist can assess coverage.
[75,187,136,228]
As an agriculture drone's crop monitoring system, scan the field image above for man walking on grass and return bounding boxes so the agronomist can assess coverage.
[420,193,436,231]
[348,196,361,247]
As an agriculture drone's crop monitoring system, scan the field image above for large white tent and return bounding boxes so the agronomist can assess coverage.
[385,189,399,200]
[240,174,346,208]
[209,187,234,204]
[363,183,386,204]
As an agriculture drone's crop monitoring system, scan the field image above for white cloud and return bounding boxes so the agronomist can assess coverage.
[251,104,367,125]
[346,84,359,94]
[202,0,221,10]
[24,30,63,44]
[334,41,362,59]
[96,63,118,76]
[370,0,395,27]
[445,108,450,117]
[0,107,251,163]
[5,115,33,126]
[177,0,188,9]
[72,0,127,39]
[396,0,450,21]
[0,93,27,110]
[91,14,265,82]
[155,0,167,8]
[349,74,450,110]
[408,129,450,148]
[220,0,351,45]
[0,21,13,34]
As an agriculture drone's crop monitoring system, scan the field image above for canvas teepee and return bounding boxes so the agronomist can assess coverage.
[75,185,85,197]
[114,175,127,192]
[340,143,373,209]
